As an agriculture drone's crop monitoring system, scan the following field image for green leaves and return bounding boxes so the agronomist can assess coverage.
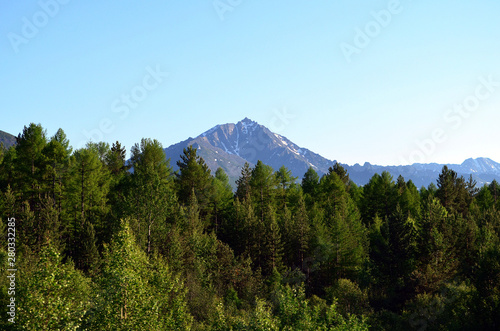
[87,219,192,330]
[17,242,91,331]
[2,121,500,329]
[128,138,174,254]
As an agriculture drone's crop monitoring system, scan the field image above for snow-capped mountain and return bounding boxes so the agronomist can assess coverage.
[196,117,333,174]
[163,118,500,188]
[164,118,334,186]
[459,157,500,175]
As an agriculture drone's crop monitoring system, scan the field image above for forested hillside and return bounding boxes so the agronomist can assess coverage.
[0,123,499,330]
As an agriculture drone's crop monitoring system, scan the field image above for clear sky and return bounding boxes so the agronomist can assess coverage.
[1,1,499,166]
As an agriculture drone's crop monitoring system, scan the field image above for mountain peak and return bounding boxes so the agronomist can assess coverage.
[460,157,500,175]
[237,117,259,128]
[163,120,500,190]
[239,117,256,124]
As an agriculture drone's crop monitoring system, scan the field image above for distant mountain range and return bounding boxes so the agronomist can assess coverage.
[163,118,500,188]
[3,121,499,189]
[0,130,16,149]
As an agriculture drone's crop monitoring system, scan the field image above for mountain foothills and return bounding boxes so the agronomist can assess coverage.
[0,123,500,330]
[165,117,500,188]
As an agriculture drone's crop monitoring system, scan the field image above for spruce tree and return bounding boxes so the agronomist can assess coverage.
[250,160,277,222]
[236,162,253,201]
[301,166,320,200]
[176,146,214,217]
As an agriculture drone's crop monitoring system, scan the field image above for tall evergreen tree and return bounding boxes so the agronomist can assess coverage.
[212,167,234,234]
[250,160,277,222]
[40,129,71,216]
[302,166,320,200]
[275,165,297,210]
[330,162,350,189]
[14,123,48,211]
[262,204,284,275]
[236,162,253,201]
[436,166,471,214]
[176,146,214,217]
[65,146,111,261]
[361,172,397,225]
[414,198,458,294]
[128,138,174,254]
[104,141,130,240]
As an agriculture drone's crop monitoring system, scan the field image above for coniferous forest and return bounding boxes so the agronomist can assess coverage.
[1,123,500,330]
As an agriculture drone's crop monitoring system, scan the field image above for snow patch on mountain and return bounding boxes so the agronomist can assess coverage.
[200,126,217,138]
[164,118,500,189]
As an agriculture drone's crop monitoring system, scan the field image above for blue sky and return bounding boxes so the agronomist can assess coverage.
[1,1,499,166]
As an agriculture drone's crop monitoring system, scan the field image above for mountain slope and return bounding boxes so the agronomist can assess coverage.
[163,118,335,186]
[163,118,500,189]
[0,130,16,149]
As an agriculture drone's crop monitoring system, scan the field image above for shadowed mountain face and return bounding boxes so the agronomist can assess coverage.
[163,118,500,189]
[164,118,335,187]
[0,130,16,149]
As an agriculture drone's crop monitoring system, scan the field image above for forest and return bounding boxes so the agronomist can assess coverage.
[0,123,499,330]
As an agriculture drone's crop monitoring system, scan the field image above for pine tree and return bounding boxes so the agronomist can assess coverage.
[330,162,350,189]
[65,146,111,248]
[318,170,348,222]
[14,123,48,213]
[236,162,253,201]
[263,204,284,275]
[128,138,174,254]
[436,166,471,214]
[414,198,459,294]
[36,129,73,248]
[302,167,320,201]
[489,180,500,208]
[104,141,130,242]
[106,141,128,176]
[73,218,100,275]
[476,185,495,212]
[397,179,422,221]
[250,160,277,222]
[361,172,397,225]
[40,129,71,211]
[0,146,17,190]
[212,167,234,234]
[275,165,297,210]
[176,146,214,217]
[293,194,311,267]
[387,205,418,303]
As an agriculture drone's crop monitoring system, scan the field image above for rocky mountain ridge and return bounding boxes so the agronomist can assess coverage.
[163,118,500,188]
